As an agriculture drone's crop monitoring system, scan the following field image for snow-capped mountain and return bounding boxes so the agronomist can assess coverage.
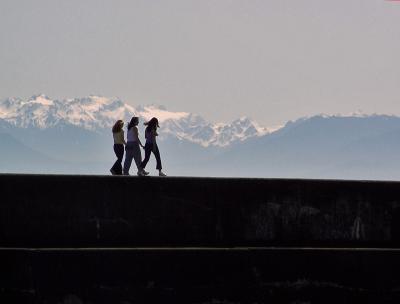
[137,105,269,147]
[2,98,400,180]
[0,95,269,147]
[0,94,135,130]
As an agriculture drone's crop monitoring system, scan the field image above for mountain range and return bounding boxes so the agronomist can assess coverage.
[0,94,268,147]
[1,94,400,180]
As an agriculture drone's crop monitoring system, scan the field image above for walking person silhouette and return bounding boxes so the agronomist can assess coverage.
[123,116,149,176]
[140,117,167,176]
[110,120,126,175]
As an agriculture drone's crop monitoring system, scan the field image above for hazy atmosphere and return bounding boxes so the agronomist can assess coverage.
[1,0,399,126]
[3,2,400,302]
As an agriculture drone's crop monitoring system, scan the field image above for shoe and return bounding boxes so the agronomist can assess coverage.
[142,170,149,176]
[159,171,167,177]
[123,172,130,176]
[110,169,116,175]
[137,171,144,176]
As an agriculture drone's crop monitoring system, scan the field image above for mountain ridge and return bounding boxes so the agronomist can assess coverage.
[2,95,400,179]
[0,94,269,147]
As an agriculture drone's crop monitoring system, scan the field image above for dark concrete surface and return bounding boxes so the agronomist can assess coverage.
[2,247,400,304]
[2,174,400,303]
[1,174,400,247]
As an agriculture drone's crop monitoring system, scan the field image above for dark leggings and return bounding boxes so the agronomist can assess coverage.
[111,144,124,175]
[141,142,162,170]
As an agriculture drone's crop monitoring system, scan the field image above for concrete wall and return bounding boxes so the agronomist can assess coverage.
[2,174,400,303]
[3,248,400,303]
[1,174,400,247]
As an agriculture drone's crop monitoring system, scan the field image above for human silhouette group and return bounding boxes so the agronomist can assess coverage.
[110,117,167,177]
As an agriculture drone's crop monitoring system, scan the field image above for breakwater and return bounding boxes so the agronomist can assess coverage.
[1,174,400,303]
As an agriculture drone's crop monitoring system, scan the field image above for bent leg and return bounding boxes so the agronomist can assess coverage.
[140,143,152,169]
[111,144,124,174]
[115,144,124,175]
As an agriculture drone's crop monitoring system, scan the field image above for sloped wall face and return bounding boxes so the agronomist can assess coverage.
[1,174,400,247]
[3,174,400,303]
[4,248,400,304]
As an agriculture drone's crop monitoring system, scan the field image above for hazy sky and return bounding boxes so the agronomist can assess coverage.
[0,0,399,126]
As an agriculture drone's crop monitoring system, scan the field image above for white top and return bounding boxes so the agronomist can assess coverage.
[127,126,138,142]
[113,130,125,145]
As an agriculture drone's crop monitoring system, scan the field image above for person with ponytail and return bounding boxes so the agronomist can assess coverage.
[140,117,167,176]
[110,120,126,175]
[123,116,148,176]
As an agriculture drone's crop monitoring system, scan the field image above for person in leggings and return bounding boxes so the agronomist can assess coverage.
[141,117,167,177]
[123,116,149,176]
[110,120,126,175]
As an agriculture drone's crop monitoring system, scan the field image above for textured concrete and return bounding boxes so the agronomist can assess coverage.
[2,174,400,303]
[2,247,400,303]
[1,174,400,247]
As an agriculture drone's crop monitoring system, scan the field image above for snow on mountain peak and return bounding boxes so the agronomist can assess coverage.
[28,94,54,106]
[137,105,190,123]
[206,116,270,147]
[0,95,268,147]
